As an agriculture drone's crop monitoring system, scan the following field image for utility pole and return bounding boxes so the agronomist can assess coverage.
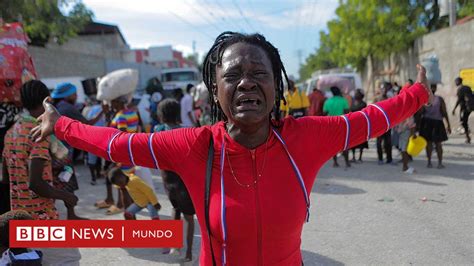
[297,49,303,66]
[449,0,457,27]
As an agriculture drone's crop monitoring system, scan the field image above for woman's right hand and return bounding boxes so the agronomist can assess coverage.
[415,64,434,105]
[31,97,61,143]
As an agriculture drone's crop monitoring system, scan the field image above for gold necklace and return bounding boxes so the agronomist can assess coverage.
[226,135,270,188]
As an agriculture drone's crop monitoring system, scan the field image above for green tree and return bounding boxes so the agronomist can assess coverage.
[300,0,474,79]
[300,0,455,79]
[328,0,427,71]
[0,0,94,46]
[458,0,474,18]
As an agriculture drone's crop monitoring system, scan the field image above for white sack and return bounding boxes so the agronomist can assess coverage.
[97,69,139,101]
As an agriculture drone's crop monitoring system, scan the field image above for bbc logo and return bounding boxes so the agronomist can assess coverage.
[16,226,66,241]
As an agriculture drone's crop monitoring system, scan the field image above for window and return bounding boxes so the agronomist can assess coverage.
[162,71,196,82]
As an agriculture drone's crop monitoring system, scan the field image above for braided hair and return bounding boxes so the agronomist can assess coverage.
[20,80,50,111]
[202,32,289,126]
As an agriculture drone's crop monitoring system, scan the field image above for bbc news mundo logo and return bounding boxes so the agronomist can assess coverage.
[16,226,66,241]
[10,220,182,248]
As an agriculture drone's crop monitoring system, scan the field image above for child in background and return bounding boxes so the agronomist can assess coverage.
[108,167,161,220]
[396,116,417,174]
[350,89,368,162]
[155,99,196,262]
[0,210,42,265]
[94,95,139,215]
[82,97,106,185]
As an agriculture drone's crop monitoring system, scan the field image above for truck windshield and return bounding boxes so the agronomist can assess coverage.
[163,71,196,82]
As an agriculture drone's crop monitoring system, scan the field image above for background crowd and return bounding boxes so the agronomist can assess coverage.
[0,73,472,265]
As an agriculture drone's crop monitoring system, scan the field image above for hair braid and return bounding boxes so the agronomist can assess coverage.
[20,80,50,111]
[202,32,289,126]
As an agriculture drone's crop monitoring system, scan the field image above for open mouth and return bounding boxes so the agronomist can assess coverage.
[235,97,262,111]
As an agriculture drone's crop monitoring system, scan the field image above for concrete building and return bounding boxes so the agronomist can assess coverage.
[127,45,196,69]
[362,18,474,123]
[46,22,130,60]
[29,22,159,91]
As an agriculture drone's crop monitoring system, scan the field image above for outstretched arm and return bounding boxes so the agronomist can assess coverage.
[31,99,200,171]
[305,65,432,162]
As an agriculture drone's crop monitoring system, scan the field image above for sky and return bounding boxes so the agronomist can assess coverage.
[80,0,339,78]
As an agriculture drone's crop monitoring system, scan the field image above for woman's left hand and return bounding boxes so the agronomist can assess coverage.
[416,64,434,105]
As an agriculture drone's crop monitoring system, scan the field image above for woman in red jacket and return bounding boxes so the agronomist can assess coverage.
[32,32,432,266]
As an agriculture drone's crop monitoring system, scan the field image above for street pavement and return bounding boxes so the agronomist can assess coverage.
[59,135,474,265]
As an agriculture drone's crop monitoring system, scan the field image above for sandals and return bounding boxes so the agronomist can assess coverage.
[106,205,123,215]
[94,200,112,209]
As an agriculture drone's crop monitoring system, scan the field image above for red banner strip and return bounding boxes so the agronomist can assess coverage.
[9,220,183,248]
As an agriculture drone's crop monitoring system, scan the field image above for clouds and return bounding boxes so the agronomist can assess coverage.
[81,0,338,76]
[256,1,337,30]
[83,0,337,38]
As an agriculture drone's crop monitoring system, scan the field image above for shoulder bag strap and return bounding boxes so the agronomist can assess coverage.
[205,135,217,266]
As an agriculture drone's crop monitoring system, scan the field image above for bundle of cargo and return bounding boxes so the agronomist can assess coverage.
[317,76,355,95]
[97,68,138,103]
[0,22,37,105]
[421,56,442,84]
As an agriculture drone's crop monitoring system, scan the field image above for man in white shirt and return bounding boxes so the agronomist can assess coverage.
[180,84,197,127]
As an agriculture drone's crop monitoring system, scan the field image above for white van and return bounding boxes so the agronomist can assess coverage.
[161,67,200,92]
[303,70,362,95]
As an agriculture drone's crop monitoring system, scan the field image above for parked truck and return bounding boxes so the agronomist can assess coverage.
[161,67,200,92]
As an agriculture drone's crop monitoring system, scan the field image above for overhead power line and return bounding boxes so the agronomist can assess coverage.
[213,0,245,32]
[262,4,305,16]
[292,0,304,54]
[184,0,225,34]
[169,10,215,40]
[232,0,257,33]
[201,0,237,33]
[305,0,319,53]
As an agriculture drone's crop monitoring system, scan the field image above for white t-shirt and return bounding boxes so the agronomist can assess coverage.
[180,94,195,127]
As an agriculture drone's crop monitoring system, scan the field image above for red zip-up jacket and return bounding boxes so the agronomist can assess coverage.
[54,83,428,265]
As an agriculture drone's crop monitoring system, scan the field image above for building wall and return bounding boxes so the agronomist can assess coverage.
[149,46,173,62]
[122,50,138,63]
[362,20,474,122]
[415,20,474,112]
[128,46,196,69]
[78,35,129,60]
[29,46,106,79]
[44,34,128,60]
[29,45,160,92]
[45,38,104,58]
